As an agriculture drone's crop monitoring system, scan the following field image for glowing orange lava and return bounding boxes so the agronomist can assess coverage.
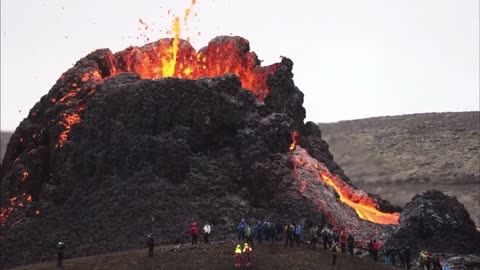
[292,146,400,225]
[56,113,82,148]
[289,131,299,150]
[0,194,34,224]
[112,0,277,100]
[20,171,29,182]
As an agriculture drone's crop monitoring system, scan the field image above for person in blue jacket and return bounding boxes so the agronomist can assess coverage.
[295,223,302,246]
[237,219,246,241]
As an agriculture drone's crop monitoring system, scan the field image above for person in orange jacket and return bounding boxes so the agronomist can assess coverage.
[243,242,253,266]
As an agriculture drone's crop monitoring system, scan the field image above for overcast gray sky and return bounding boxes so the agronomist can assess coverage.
[1,0,479,131]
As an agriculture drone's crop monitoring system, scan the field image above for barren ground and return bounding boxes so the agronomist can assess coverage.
[11,241,395,270]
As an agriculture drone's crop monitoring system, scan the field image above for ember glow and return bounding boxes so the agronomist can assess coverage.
[0,194,34,224]
[292,146,400,225]
[56,113,82,148]
[20,171,29,182]
[289,131,299,150]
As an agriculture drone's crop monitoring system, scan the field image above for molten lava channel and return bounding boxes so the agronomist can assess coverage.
[292,146,400,225]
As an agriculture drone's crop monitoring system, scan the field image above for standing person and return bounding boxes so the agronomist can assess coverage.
[347,234,354,255]
[190,222,198,247]
[321,226,329,249]
[275,222,283,241]
[243,242,253,267]
[327,229,333,248]
[391,248,397,265]
[56,241,65,267]
[146,233,154,257]
[339,231,347,253]
[331,242,341,266]
[237,219,247,241]
[308,225,319,249]
[372,239,380,262]
[254,221,263,244]
[432,255,442,270]
[284,223,295,248]
[295,223,302,246]
[203,222,211,245]
[234,244,242,268]
[332,231,339,244]
[368,240,374,260]
[404,246,411,270]
[420,250,431,270]
[245,224,255,247]
[262,220,272,242]
[399,248,406,268]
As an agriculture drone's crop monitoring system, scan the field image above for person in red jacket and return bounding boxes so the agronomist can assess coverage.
[372,239,380,262]
[191,222,198,247]
[339,231,347,253]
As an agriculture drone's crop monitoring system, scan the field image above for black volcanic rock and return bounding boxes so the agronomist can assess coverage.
[385,190,480,254]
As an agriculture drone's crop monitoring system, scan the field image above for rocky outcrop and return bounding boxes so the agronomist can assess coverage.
[384,190,480,255]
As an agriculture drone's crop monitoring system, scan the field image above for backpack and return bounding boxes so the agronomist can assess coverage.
[288,225,295,233]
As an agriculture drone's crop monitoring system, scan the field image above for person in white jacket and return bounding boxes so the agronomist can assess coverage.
[203,222,211,244]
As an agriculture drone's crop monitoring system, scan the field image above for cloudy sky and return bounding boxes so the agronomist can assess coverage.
[1,0,479,131]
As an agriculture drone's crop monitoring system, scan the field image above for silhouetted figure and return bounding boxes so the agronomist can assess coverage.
[347,234,354,255]
[308,225,318,249]
[405,246,411,270]
[254,221,263,244]
[275,222,283,241]
[368,240,374,259]
[56,241,65,267]
[339,231,347,253]
[399,248,406,268]
[372,239,380,262]
[284,223,295,248]
[321,226,331,249]
[331,242,341,266]
[146,233,154,257]
[432,255,442,270]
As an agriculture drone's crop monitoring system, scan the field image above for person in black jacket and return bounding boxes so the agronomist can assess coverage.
[404,246,411,270]
[57,241,65,267]
[147,233,154,257]
[347,234,355,255]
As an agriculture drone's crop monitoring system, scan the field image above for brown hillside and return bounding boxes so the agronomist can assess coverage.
[320,112,480,225]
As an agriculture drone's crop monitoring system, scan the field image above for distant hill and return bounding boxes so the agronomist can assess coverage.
[1,131,12,162]
[320,111,480,225]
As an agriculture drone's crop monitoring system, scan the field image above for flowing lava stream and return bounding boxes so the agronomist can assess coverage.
[290,131,399,225]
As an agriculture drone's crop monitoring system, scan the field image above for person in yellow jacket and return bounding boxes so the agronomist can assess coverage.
[234,244,242,268]
[243,242,253,266]
[331,242,341,266]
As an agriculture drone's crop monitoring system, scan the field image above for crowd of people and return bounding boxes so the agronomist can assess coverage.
[53,218,452,269]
